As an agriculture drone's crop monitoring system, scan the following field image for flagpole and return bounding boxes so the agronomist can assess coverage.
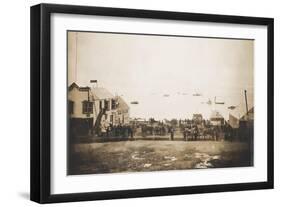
[75,32,78,83]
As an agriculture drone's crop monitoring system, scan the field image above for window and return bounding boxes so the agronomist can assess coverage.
[68,101,74,114]
[104,100,109,111]
[82,101,93,114]
[111,99,116,109]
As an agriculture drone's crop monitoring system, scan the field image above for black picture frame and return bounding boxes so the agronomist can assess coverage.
[30,3,274,204]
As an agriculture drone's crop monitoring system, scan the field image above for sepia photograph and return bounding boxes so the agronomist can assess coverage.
[67,31,254,175]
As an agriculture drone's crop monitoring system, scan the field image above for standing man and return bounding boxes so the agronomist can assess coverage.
[183,127,187,141]
[170,127,174,141]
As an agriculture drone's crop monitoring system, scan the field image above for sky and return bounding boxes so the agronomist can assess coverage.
[68,31,254,120]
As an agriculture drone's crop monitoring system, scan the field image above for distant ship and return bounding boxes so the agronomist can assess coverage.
[202,99,213,105]
[163,94,170,97]
[228,105,237,110]
[130,101,139,104]
[214,97,225,105]
[193,93,202,96]
[215,101,225,105]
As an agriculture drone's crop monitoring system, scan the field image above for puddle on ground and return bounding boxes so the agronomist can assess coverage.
[163,163,171,166]
[193,153,221,169]
[131,154,145,160]
[144,163,152,168]
[164,156,177,161]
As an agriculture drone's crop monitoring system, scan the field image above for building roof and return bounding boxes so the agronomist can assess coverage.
[116,96,129,112]
[69,83,115,102]
[240,107,254,121]
[228,113,239,128]
[248,107,254,114]
[68,82,91,92]
[193,114,203,119]
[91,87,114,100]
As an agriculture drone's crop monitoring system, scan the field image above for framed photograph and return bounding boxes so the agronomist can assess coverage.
[30,3,274,203]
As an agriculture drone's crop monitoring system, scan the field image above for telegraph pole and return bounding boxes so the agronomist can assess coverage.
[244,90,249,115]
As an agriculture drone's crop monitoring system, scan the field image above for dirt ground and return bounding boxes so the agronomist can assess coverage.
[68,140,253,175]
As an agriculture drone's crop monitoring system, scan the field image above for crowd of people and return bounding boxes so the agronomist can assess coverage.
[97,120,235,141]
[99,123,134,139]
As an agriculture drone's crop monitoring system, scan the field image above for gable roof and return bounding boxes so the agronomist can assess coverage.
[116,96,129,112]
[68,82,91,92]
[240,107,254,121]
[91,87,114,100]
[68,82,79,91]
